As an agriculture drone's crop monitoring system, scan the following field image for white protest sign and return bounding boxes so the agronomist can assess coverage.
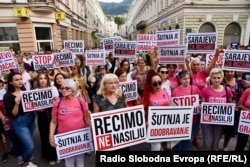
[237,110,250,135]
[171,94,200,115]
[0,51,17,71]
[201,102,235,125]
[187,32,217,53]
[32,54,54,71]
[102,37,122,52]
[119,80,137,101]
[91,105,146,151]
[64,40,84,54]
[53,52,75,68]
[137,34,156,51]
[54,128,94,160]
[85,50,106,66]
[156,29,180,47]
[114,41,137,57]
[222,50,250,72]
[147,106,193,143]
[206,53,224,67]
[158,45,186,64]
[21,88,54,112]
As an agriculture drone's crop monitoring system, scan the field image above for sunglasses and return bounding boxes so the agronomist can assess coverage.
[59,87,71,91]
[99,68,105,70]
[160,71,168,74]
[152,81,162,87]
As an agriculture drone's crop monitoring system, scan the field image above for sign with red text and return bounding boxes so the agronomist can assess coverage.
[102,37,122,52]
[0,51,17,71]
[21,88,54,112]
[137,34,156,51]
[64,40,84,54]
[85,50,106,66]
[54,128,93,160]
[187,33,217,53]
[171,95,200,115]
[114,41,137,57]
[53,52,75,68]
[206,53,224,67]
[119,80,138,101]
[156,29,180,47]
[32,54,54,71]
[201,102,235,125]
[222,50,250,72]
[147,106,193,143]
[158,45,186,64]
[91,105,146,151]
[237,110,250,135]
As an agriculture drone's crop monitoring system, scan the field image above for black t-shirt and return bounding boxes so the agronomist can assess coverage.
[3,93,25,119]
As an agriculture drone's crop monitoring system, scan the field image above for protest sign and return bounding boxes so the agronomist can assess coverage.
[32,54,54,71]
[222,50,250,72]
[0,51,17,71]
[171,94,200,115]
[102,37,122,52]
[91,105,146,151]
[64,40,84,54]
[119,80,137,101]
[114,41,137,57]
[156,29,180,47]
[206,53,224,67]
[237,110,250,135]
[158,45,186,64]
[147,106,193,143]
[53,52,75,68]
[187,33,217,53]
[21,88,54,112]
[201,102,235,125]
[54,128,94,160]
[137,34,156,51]
[85,50,106,66]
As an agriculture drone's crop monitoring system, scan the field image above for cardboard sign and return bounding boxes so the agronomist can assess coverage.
[237,110,250,135]
[114,41,137,57]
[21,88,54,112]
[91,105,146,151]
[206,53,224,67]
[187,33,217,53]
[32,54,54,71]
[64,40,84,54]
[119,80,138,101]
[171,95,200,115]
[147,106,193,143]
[85,50,106,66]
[201,102,235,125]
[156,29,180,47]
[0,51,17,71]
[222,50,250,72]
[137,34,156,51]
[54,128,94,160]
[53,52,75,68]
[102,37,122,52]
[158,45,186,64]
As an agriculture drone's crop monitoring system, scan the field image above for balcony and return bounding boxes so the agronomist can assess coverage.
[136,21,147,30]
[28,0,56,13]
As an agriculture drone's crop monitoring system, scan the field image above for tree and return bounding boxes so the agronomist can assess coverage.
[114,16,125,28]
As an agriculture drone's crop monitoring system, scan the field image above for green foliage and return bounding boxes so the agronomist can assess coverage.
[114,16,125,28]
[99,0,133,15]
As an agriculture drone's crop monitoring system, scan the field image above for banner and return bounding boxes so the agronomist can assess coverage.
[147,106,193,143]
[237,110,250,135]
[222,50,250,72]
[187,33,217,53]
[137,34,156,51]
[102,37,122,53]
[91,105,146,151]
[158,45,186,64]
[171,95,200,115]
[201,102,235,125]
[54,128,94,160]
[114,41,137,57]
[32,54,54,71]
[64,40,84,54]
[206,53,224,67]
[21,88,54,112]
[119,80,137,101]
[0,51,17,71]
[53,52,75,68]
[85,50,106,66]
[156,29,180,47]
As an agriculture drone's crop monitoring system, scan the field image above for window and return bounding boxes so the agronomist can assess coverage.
[199,23,215,32]
[34,24,53,52]
[223,22,241,46]
[60,26,67,45]
[0,23,20,51]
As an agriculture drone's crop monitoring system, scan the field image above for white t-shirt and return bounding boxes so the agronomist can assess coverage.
[161,80,171,97]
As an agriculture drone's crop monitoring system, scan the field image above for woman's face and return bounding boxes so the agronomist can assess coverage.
[167,65,177,76]
[72,67,79,74]
[2,70,10,77]
[99,66,106,75]
[105,79,119,93]
[159,68,168,80]
[19,67,24,73]
[224,71,235,78]
[60,83,73,97]
[10,74,23,88]
[179,74,190,87]
[56,75,64,86]
[151,75,162,92]
[39,74,48,88]
[122,61,129,71]
[191,60,201,73]
[138,60,146,68]
[210,73,223,86]
[118,72,127,82]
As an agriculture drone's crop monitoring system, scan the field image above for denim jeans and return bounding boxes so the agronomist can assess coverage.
[11,112,35,163]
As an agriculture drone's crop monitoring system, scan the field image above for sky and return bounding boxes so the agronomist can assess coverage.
[98,0,123,3]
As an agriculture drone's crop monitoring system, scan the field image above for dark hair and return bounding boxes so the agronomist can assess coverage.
[166,64,177,69]
[157,66,167,73]
[7,72,25,93]
[36,72,51,88]
[97,65,108,72]
[115,68,126,78]
[54,73,66,89]
[120,59,130,73]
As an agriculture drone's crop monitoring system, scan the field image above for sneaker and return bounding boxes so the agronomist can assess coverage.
[49,161,56,166]
[28,162,38,167]
[56,160,62,164]
[1,153,8,163]
[17,156,24,165]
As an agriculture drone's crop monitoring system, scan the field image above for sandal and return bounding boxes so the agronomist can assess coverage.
[192,140,202,149]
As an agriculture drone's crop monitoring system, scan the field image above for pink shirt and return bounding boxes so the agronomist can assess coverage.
[239,88,250,109]
[192,70,207,91]
[52,97,88,134]
[172,85,200,97]
[200,86,233,103]
[168,74,178,89]
[149,89,170,106]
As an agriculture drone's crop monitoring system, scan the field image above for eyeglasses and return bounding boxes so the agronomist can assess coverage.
[160,71,168,74]
[152,81,162,87]
[59,87,71,91]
